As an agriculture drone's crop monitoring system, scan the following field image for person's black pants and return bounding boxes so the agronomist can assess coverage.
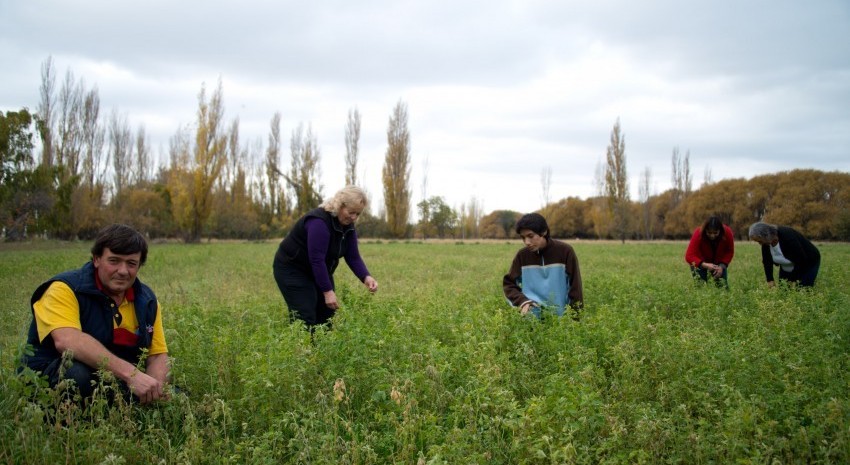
[778,260,820,288]
[273,262,335,327]
[39,358,132,403]
[690,265,728,288]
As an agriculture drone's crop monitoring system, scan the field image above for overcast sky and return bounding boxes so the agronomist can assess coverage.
[2,0,848,217]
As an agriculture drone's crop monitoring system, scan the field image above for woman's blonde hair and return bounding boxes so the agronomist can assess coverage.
[320,185,368,216]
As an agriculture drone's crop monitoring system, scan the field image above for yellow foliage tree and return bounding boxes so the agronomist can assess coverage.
[382,100,412,238]
[187,80,227,242]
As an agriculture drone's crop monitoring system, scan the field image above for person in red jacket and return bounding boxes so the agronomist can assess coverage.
[685,216,735,287]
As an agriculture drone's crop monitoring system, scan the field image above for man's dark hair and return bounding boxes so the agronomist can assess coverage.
[515,213,550,239]
[91,224,148,265]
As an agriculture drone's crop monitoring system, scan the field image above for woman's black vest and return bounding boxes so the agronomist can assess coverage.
[22,261,159,371]
[274,208,354,277]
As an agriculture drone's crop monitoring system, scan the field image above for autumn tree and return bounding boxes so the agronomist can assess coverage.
[589,161,611,238]
[417,154,431,238]
[108,109,133,198]
[287,123,323,218]
[420,154,429,202]
[37,57,56,167]
[80,88,105,190]
[416,198,432,239]
[72,93,108,239]
[39,64,102,238]
[265,112,283,220]
[161,125,192,237]
[112,188,168,237]
[458,195,484,239]
[345,107,361,186]
[219,117,240,190]
[479,210,521,239]
[541,165,552,209]
[248,139,273,233]
[824,171,850,240]
[56,69,84,179]
[604,119,630,242]
[211,117,259,238]
[468,196,484,239]
[102,122,156,240]
[638,166,654,239]
[677,179,745,237]
[382,100,412,238]
[547,197,592,238]
[187,80,228,242]
[764,170,838,238]
[133,124,152,187]
[671,146,692,205]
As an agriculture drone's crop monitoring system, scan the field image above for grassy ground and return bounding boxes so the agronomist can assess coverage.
[1,239,848,464]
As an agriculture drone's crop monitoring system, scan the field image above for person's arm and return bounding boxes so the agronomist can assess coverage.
[344,230,378,293]
[718,225,735,267]
[51,327,165,404]
[304,218,340,308]
[145,303,170,390]
[145,353,170,387]
[503,252,534,313]
[566,249,583,310]
[760,244,775,285]
[684,228,704,267]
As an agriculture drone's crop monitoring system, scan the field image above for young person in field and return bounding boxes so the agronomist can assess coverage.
[21,224,172,405]
[273,186,379,329]
[503,213,583,318]
[749,221,821,288]
[685,216,735,287]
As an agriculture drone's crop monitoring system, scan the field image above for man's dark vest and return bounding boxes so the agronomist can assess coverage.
[22,261,159,371]
[274,208,354,277]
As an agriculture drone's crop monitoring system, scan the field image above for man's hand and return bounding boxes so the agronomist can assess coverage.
[127,369,165,404]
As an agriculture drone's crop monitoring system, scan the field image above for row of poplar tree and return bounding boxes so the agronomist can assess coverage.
[2,58,849,242]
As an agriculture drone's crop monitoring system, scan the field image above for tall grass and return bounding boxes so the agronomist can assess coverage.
[1,239,848,464]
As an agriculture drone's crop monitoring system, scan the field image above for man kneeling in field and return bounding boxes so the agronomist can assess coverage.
[503,213,584,319]
[20,224,172,405]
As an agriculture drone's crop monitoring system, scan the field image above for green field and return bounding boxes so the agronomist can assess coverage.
[1,239,849,464]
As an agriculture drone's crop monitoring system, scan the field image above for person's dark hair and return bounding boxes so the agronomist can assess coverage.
[91,224,148,265]
[515,213,550,239]
[700,216,724,241]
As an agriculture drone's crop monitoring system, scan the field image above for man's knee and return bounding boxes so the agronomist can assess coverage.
[47,360,97,398]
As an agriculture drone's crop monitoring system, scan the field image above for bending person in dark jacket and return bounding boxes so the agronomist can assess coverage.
[273,186,378,328]
[21,224,171,405]
[749,222,821,288]
[503,213,583,318]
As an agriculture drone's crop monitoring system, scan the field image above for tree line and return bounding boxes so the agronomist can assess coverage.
[2,58,848,242]
[0,58,414,242]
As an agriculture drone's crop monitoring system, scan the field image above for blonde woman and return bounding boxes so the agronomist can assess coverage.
[273,186,378,328]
